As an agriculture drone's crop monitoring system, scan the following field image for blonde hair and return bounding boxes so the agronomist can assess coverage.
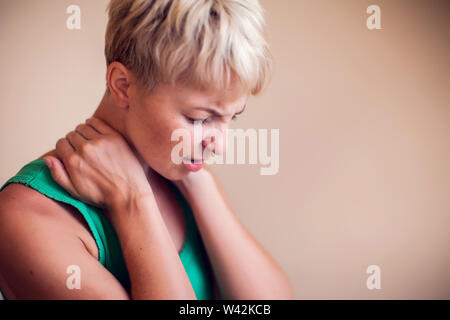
[105,0,273,95]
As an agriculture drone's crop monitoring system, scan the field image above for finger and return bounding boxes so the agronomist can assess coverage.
[85,117,116,135]
[75,123,100,140]
[55,137,75,161]
[66,131,87,151]
[43,156,79,198]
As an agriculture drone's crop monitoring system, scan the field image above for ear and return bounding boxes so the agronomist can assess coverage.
[106,62,132,109]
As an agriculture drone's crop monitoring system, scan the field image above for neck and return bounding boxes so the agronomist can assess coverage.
[41,91,155,180]
[93,91,127,138]
[93,92,151,175]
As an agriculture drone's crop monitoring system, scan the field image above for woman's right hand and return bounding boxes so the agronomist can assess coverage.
[43,117,154,212]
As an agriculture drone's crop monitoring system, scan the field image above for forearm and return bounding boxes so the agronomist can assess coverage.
[179,172,294,300]
[109,194,196,300]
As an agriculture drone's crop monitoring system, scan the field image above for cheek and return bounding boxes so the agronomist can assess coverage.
[147,117,193,162]
[129,104,167,143]
[167,121,195,155]
[125,110,165,161]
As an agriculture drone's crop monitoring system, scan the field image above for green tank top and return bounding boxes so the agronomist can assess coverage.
[0,158,214,300]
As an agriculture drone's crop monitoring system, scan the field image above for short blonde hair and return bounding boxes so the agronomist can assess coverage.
[105,0,273,95]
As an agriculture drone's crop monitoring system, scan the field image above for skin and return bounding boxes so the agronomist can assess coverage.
[0,62,294,299]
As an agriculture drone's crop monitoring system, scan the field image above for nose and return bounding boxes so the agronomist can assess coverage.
[202,133,225,157]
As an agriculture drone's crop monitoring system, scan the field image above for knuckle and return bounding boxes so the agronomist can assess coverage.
[104,137,119,150]
[79,142,94,155]
[91,138,105,148]
[67,154,80,168]
[108,133,123,144]
[105,134,117,143]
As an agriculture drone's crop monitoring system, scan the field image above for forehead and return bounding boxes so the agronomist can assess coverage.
[164,81,249,111]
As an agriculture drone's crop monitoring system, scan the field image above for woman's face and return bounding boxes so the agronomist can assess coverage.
[124,81,249,181]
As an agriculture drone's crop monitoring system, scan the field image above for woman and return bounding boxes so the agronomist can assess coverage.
[0,0,294,299]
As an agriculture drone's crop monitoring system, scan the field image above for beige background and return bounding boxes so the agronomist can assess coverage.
[1,0,449,299]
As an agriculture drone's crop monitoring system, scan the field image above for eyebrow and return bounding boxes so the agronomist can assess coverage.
[195,104,247,117]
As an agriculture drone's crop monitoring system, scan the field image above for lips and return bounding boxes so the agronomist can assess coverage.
[182,158,203,172]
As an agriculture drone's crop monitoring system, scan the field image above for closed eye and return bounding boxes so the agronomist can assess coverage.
[186,116,210,124]
[188,103,246,123]
[187,113,239,124]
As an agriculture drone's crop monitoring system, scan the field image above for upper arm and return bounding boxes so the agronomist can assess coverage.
[0,184,130,300]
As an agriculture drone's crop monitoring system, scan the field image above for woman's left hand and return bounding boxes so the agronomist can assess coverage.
[43,117,153,211]
[171,164,215,200]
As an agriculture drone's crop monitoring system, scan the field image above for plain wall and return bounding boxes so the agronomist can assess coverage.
[0,0,449,299]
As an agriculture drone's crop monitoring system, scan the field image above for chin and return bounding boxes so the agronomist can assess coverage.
[159,164,191,181]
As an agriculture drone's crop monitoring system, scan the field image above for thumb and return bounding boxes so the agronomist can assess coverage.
[43,156,78,197]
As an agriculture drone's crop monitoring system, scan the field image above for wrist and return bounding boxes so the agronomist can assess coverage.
[173,167,213,200]
[107,190,160,246]
[107,186,155,215]
[182,166,212,187]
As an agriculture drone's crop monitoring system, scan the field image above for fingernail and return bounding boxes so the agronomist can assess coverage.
[44,158,53,169]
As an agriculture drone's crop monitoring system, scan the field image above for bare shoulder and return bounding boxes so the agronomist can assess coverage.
[0,182,63,217]
[0,183,99,259]
[0,183,126,299]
